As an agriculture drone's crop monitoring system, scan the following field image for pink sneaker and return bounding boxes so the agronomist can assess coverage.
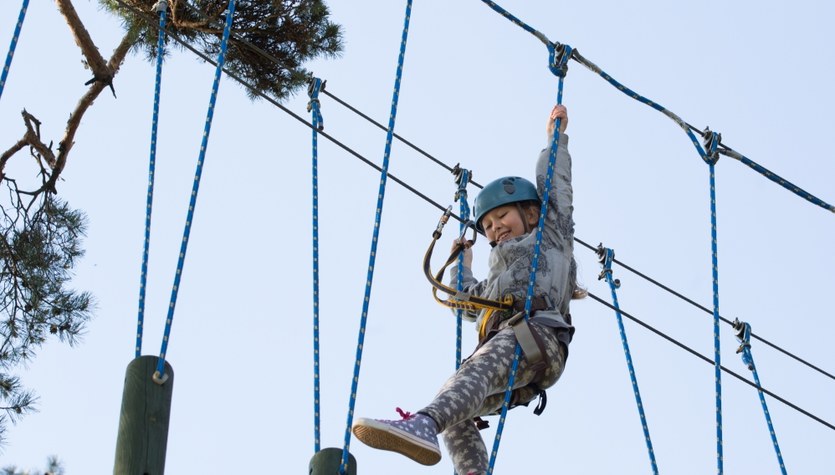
[352,408,442,466]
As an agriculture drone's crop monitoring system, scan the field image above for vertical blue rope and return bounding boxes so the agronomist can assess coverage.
[341,1,413,472]
[487,48,571,474]
[599,246,659,474]
[708,161,723,475]
[734,321,788,475]
[154,0,237,380]
[309,77,324,453]
[136,3,167,360]
[454,168,471,370]
[0,0,28,101]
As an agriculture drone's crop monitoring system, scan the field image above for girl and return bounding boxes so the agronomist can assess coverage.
[353,105,581,475]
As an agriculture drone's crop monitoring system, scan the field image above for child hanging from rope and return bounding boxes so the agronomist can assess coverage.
[353,104,582,474]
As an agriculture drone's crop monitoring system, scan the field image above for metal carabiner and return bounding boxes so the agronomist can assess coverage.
[433,206,453,239]
[457,219,478,247]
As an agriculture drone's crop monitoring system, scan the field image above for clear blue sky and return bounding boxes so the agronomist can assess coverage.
[1,1,833,473]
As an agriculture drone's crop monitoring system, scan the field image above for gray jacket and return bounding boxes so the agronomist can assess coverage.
[450,132,576,346]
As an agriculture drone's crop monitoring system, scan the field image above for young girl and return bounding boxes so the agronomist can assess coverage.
[353,105,580,475]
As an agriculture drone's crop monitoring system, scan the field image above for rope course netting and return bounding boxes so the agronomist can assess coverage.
[31,0,833,473]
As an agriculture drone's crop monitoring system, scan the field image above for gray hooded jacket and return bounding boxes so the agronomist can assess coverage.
[450,132,576,346]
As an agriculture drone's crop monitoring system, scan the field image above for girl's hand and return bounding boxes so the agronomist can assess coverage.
[452,237,473,268]
[546,104,569,140]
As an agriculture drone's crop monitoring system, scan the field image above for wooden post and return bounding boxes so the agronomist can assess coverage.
[309,447,357,475]
[114,355,174,475]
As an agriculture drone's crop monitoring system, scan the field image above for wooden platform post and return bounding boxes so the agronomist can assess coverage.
[309,447,357,475]
[114,355,174,475]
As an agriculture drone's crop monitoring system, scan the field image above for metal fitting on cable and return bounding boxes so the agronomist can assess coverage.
[452,163,472,202]
[596,243,620,288]
[307,77,326,131]
[733,318,754,370]
[153,0,168,13]
[702,127,722,165]
[548,42,573,78]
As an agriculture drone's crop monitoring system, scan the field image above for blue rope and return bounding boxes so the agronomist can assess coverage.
[708,159,723,475]
[341,1,413,472]
[0,0,29,101]
[721,147,834,213]
[477,3,833,214]
[308,76,325,453]
[454,167,472,369]
[598,246,659,474]
[568,48,834,214]
[154,0,237,381]
[734,320,788,475]
[136,2,167,360]
[487,44,572,475]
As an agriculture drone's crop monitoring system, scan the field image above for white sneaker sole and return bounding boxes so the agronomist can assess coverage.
[352,418,442,466]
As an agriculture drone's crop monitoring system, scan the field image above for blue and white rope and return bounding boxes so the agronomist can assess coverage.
[0,0,28,101]
[734,320,788,475]
[154,0,237,381]
[599,246,659,474]
[309,76,325,453]
[136,1,167,360]
[341,1,413,473]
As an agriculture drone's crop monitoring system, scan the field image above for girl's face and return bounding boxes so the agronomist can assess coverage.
[480,204,538,244]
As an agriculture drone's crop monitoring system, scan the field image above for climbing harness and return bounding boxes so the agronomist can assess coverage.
[0,0,28,102]
[597,244,659,475]
[422,206,514,336]
[734,320,789,475]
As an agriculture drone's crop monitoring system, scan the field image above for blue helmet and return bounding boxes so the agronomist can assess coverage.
[474,176,540,231]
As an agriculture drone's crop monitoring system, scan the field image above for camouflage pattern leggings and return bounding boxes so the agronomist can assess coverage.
[419,322,567,475]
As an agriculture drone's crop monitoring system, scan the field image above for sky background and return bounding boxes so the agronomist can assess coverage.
[1,0,834,473]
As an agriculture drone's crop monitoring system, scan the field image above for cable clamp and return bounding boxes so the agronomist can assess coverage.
[452,163,472,200]
[307,77,326,131]
[596,243,620,287]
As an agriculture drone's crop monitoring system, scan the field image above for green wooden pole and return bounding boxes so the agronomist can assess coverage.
[114,355,174,475]
[309,447,357,475]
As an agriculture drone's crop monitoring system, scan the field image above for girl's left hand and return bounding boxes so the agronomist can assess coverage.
[546,104,569,139]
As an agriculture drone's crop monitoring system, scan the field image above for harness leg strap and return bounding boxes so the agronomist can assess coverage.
[506,313,546,372]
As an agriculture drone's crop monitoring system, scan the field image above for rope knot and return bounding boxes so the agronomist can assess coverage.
[702,127,722,165]
[548,42,573,78]
[395,407,414,420]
